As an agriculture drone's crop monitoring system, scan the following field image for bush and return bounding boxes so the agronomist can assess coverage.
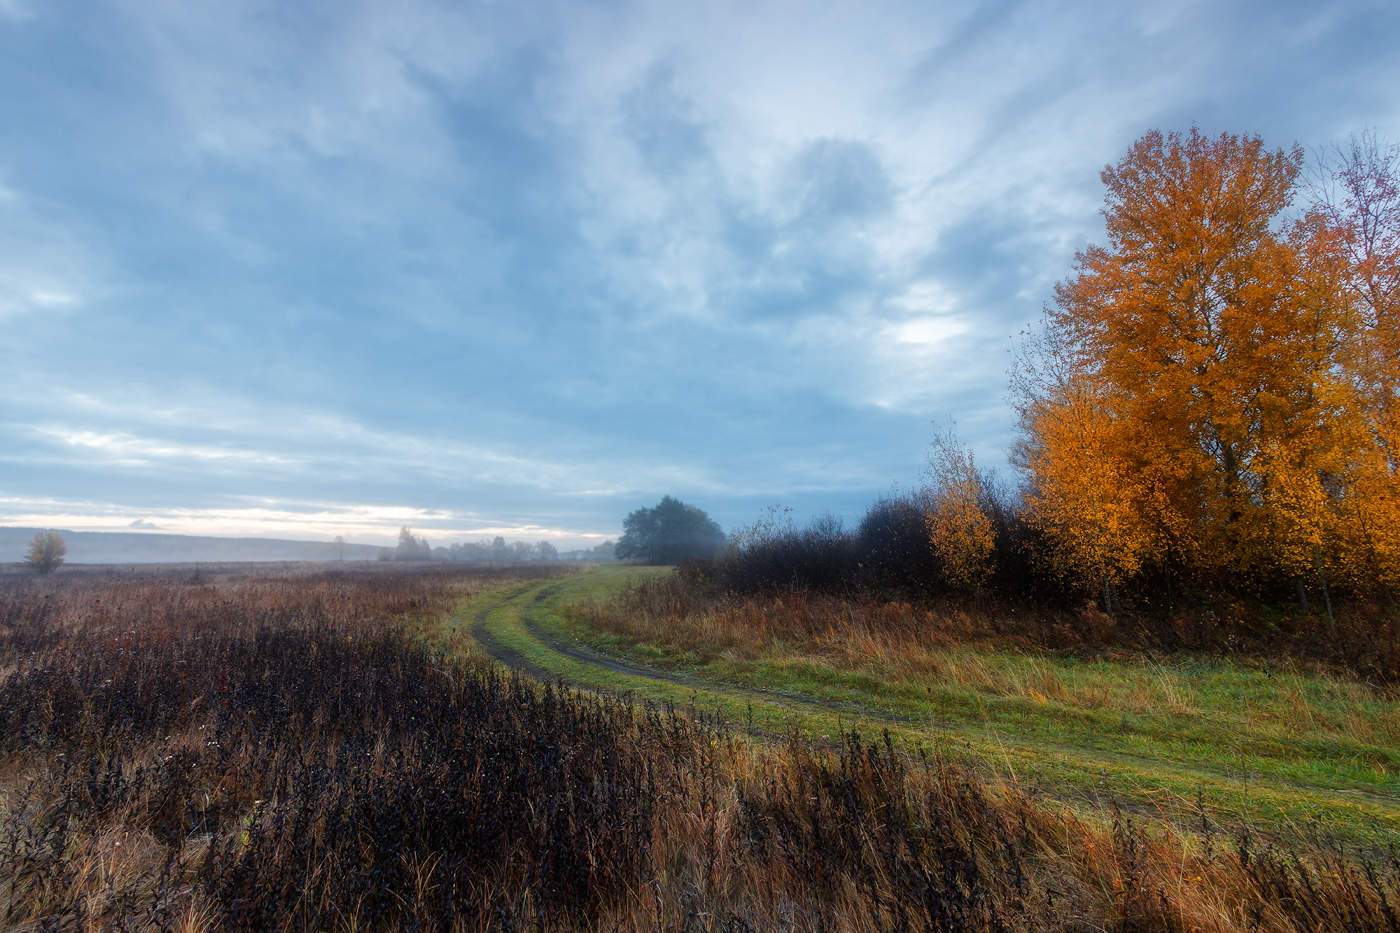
[24,531,65,575]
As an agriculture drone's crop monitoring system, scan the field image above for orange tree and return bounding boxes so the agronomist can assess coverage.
[1314,134,1400,591]
[925,430,996,593]
[1016,128,1385,599]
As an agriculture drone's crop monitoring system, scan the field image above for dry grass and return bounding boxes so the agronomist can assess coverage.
[582,575,1400,742]
[1,566,1396,930]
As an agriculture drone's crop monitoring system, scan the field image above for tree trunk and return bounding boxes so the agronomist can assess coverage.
[1313,544,1335,638]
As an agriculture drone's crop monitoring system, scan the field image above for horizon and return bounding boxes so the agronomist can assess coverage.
[0,523,611,553]
[4,0,1399,546]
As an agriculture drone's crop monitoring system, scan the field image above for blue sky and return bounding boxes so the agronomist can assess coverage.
[3,0,1398,548]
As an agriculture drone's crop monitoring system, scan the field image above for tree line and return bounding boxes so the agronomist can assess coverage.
[384,527,615,563]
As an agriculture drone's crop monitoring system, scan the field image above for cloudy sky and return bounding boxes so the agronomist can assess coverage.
[2,0,1398,548]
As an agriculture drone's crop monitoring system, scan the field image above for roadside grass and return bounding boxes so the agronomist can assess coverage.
[456,568,1400,850]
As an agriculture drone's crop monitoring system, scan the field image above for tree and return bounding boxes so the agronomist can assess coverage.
[25,531,66,574]
[1018,127,1372,595]
[615,496,726,564]
[537,540,559,561]
[1312,132,1400,592]
[395,527,431,561]
[925,430,996,592]
[1314,132,1400,428]
[1013,326,1162,608]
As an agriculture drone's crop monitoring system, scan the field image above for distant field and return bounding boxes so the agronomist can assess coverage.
[0,559,510,580]
[462,567,1400,851]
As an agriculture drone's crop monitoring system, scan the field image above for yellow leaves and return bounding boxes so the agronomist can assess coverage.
[1017,127,1400,594]
[1021,404,1152,593]
[925,431,996,591]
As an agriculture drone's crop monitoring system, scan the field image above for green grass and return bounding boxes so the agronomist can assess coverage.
[449,568,1400,850]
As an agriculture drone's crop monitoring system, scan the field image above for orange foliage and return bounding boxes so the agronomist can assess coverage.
[924,431,996,591]
[1014,370,1157,607]
[1017,128,1400,596]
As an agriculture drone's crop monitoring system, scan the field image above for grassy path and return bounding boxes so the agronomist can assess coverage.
[452,568,1400,849]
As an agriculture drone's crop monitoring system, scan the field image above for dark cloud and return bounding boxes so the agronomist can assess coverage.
[787,138,895,222]
[622,63,711,176]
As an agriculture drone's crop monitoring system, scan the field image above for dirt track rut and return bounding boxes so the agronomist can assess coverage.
[469,581,917,725]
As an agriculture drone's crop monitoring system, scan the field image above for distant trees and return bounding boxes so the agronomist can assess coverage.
[395,527,432,561]
[579,539,616,561]
[437,537,585,562]
[616,496,726,564]
[25,531,66,574]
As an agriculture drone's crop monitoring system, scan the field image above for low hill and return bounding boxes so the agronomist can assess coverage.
[0,527,383,565]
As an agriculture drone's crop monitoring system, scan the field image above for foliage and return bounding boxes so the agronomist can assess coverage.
[1015,127,1400,600]
[855,495,947,595]
[24,531,65,575]
[615,495,726,564]
[925,430,997,591]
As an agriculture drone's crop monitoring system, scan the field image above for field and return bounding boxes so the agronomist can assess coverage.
[482,569,1400,850]
[2,563,1398,931]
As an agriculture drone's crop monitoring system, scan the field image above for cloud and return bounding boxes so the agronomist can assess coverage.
[1,0,1397,541]
[0,494,612,548]
[27,289,79,308]
[30,426,300,469]
[786,138,895,223]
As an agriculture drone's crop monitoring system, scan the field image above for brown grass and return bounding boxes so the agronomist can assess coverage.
[581,574,1400,739]
[0,566,1396,930]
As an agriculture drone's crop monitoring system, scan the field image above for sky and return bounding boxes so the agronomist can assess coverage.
[2,0,1399,549]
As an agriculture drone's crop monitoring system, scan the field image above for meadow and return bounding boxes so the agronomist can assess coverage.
[2,563,1398,931]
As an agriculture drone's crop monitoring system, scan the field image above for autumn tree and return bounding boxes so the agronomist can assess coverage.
[1012,332,1157,611]
[1312,133,1400,591]
[25,531,66,575]
[925,430,996,592]
[1314,132,1400,425]
[1018,127,1377,598]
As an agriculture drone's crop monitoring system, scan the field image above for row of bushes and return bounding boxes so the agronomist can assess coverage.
[715,496,1400,603]
[702,495,1051,602]
[689,495,1400,683]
